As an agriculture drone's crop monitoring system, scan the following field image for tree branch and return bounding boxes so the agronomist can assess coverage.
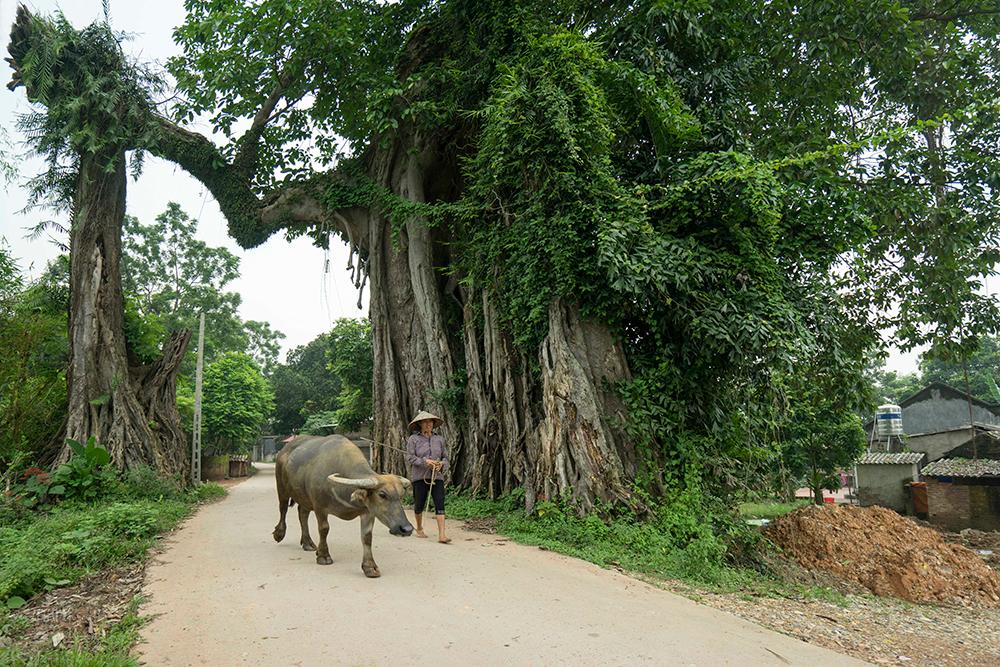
[149,115,369,250]
[911,4,1000,22]
[233,64,296,177]
[8,4,370,252]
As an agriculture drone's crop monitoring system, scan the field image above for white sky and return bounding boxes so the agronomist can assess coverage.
[0,0,921,373]
[0,0,367,364]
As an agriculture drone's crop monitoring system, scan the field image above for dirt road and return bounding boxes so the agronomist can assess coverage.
[138,464,868,666]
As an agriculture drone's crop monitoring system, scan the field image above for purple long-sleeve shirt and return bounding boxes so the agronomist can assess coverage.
[406,432,448,482]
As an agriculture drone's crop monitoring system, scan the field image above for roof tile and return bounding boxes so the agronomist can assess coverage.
[921,458,1000,478]
[857,452,924,465]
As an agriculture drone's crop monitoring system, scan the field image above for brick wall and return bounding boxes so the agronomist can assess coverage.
[926,479,970,531]
[927,478,1000,531]
[968,486,1000,531]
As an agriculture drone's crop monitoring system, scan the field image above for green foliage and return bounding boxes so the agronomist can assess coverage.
[0,649,138,667]
[270,333,340,434]
[0,500,188,602]
[113,466,187,502]
[49,437,116,503]
[0,468,224,611]
[202,353,274,454]
[326,318,373,431]
[300,411,340,436]
[269,318,372,436]
[448,491,755,588]
[779,382,867,504]
[738,500,810,521]
[0,126,17,185]
[920,336,1000,403]
[120,203,286,375]
[0,251,68,467]
[871,369,924,405]
[13,9,163,208]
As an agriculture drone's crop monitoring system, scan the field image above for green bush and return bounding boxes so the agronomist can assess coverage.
[0,500,189,603]
[113,466,187,501]
[448,492,753,588]
[49,438,116,502]
[192,483,227,503]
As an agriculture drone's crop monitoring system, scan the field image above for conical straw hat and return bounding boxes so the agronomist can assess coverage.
[409,410,443,430]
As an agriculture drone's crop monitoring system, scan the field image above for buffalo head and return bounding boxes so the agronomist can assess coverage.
[328,474,414,536]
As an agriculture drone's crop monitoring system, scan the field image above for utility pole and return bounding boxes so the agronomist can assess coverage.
[191,312,205,484]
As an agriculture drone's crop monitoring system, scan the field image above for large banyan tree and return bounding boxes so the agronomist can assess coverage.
[8,1,1000,510]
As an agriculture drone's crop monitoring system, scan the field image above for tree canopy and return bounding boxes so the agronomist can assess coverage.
[8,1,1000,517]
[202,353,274,455]
[121,202,286,373]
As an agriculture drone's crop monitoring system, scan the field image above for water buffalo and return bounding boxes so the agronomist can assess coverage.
[272,435,414,578]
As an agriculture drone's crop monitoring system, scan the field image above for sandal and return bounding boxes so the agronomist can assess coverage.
[415,530,428,538]
[438,537,452,544]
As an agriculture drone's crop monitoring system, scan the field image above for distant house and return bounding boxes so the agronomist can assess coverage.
[854,452,925,512]
[856,382,1000,522]
[920,458,1000,531]
[865,381,1000,442]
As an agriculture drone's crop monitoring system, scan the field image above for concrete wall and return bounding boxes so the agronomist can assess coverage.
[856,463,918,512]
[903,395,1000,435]
[926,479,1000,531]
[905,429,976,461]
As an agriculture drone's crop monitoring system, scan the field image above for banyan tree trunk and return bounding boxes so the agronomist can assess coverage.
[365,138,636,513]
[59,150,190,476]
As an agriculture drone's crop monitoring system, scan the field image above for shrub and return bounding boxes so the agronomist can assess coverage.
[114,466,186,502]
[0,500,189,603]
[49,437,116,502]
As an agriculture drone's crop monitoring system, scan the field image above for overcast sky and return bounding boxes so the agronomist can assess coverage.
[0,0,920,373]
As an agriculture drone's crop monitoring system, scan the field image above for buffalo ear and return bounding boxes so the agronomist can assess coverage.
[351,489,370,503]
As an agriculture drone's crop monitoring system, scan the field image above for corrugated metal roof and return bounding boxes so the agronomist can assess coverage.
[921,458,1000,478]
[857,452,924,465]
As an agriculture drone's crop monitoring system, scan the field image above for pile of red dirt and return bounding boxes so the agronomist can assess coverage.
[764,504,1000,606]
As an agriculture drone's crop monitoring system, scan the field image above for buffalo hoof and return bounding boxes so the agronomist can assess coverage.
[316,554,333,565]
[301,541,316,552]
[362,563,381,578]
[272,526,286,542]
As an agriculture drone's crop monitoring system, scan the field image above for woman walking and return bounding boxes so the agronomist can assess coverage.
[405,410,451,543]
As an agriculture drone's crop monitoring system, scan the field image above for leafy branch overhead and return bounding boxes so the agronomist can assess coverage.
[7,1,1000,518]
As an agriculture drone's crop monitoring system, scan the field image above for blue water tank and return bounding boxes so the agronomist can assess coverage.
[876,403,903,437]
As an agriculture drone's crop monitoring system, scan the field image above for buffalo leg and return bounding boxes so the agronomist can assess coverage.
[315,513,333,565]
[298,505,316,551]
[273,497,289,542]
[360,513,380,578]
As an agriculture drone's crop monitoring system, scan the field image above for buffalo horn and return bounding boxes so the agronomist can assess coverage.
[327,474,378,488]
[398,476,412,489]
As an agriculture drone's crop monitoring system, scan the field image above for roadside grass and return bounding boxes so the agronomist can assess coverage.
[0,596,145,666]
[447,493,847,605]
[738,499,810,521]
[0,472,226,663]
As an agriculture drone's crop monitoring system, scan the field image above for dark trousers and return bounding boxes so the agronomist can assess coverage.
[413,479,445,515]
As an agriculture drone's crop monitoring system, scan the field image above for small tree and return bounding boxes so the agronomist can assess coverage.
[270,333,341,434]
[0,252,68,467]
[202,353,274,455]
[327,319,373,431]
[781,388,866,505]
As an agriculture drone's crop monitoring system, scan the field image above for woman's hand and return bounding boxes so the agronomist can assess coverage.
[426,459,443,471]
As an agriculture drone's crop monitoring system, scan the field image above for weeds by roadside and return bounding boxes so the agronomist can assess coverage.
[447,492,845,603]
[0,595,145,666]
[738,500,810,521]
[0,451,226,664]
